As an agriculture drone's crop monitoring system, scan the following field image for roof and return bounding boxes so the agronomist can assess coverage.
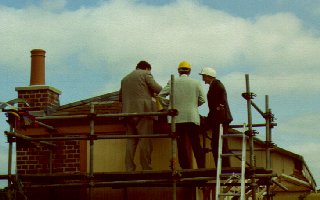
[52,91,120,116]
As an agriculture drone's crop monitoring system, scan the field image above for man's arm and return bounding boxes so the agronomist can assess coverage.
[197,82,206,106]
[145,72,162,94]
[158,80,171,108]
[118,87,122,103]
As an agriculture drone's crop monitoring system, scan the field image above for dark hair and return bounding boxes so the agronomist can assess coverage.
[178,68,191,75]
[136,61,151,70]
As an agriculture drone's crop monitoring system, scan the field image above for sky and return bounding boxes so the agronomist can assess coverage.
[0,0,320,189]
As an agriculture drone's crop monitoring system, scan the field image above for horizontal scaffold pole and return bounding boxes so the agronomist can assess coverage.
[7,134,172,142]
[4,131,56,147]
[230,123,277,129]
[36,111,171,120]
[22,177,216,189]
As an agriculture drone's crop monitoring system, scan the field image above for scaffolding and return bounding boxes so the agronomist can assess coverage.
[0,74,278,200]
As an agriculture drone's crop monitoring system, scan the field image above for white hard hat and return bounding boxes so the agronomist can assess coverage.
[199,67,216,77]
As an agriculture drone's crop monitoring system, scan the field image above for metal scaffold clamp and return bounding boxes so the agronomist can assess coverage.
[167,109,178,117]
[170,164,181,180]
[169,131,179,140]
[6,133,16,143]
[241,92,256,100]
[263,111,276,122]
[265,141,275,148]
[87,134,97,145]
[87,113,97,120]
[245,129,258,136]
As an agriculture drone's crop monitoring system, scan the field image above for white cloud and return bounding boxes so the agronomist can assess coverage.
[244,13,320,74]
[277,112,320,136]
[1,1,319,96]
[245,73,320,96]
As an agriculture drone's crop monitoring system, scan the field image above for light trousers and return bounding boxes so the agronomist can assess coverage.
[125,117,153,171]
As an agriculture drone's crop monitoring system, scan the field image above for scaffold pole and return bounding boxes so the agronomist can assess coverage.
[245,74,257,200]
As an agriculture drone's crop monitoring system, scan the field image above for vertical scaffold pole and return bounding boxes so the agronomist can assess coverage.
[265,95,271,170]
[89,103,95,200]
[170,74,177,200]
[245,74,256,200]
[8,125,13,187]
[215,124,223,200]
[49,131,53,174]
[265,95,272,200]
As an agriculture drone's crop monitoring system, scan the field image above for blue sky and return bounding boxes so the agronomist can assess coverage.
[1,0,320,189]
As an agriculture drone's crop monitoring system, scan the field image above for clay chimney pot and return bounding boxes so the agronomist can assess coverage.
[30,49,46,86]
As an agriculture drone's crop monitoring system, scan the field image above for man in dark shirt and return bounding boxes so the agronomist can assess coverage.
[199,67,233,168]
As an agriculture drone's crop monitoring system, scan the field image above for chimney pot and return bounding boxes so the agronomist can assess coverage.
[30,49,46,86]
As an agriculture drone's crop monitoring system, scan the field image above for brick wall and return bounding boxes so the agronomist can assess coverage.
[15,86,61,112]
[16,138,81,175]
[53,140,81,173]
[14,85,83,175]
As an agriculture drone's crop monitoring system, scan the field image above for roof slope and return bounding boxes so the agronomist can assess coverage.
[52,91,120,116]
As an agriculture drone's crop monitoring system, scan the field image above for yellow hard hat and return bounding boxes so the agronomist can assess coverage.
[178,61,191,69]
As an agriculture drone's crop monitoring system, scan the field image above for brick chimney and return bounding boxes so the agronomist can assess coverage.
[15,49,61,113]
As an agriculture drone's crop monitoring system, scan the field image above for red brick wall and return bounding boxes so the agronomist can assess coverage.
[14,86,82,175]
[53,140,81,173]
[16,138,81,175]
[17,88,60,112]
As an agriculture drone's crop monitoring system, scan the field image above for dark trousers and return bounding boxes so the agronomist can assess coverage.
[211,123,230,168]
[176,123,205,169]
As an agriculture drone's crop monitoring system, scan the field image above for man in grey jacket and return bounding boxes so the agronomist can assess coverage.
[159,61,206,169]
[119,61,162,171]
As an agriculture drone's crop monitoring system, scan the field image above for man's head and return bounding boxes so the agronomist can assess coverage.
[136,61,151,70]
[199,67,216,84]
[178,61,191,75]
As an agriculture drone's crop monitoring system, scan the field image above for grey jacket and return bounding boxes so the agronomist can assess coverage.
[119,69,162,114]
[159,75,205,125]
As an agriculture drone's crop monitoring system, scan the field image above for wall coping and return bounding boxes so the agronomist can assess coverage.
[15,85,62,95]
